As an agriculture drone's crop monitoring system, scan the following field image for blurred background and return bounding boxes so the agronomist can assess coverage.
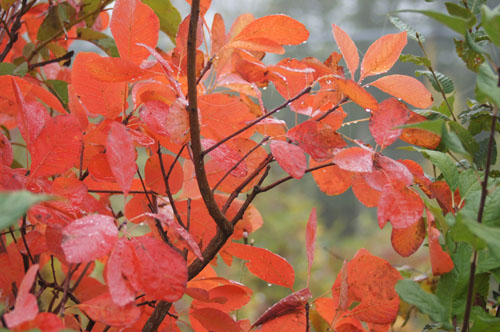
[157,1,494,331]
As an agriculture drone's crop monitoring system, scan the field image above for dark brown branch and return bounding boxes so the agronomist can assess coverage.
[28,50,74,70]
[88,189,156,195]
[196,56,214,85]
[462,111,498,332]
[0,0,35,62]
[157,143,186,229]
[314,97,348,122]
[202,85,312,156]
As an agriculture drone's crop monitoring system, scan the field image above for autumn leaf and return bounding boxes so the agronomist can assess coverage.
[351,173,380,207]
[29,115,83,178]
[370,74,433,109]
[106,239,137,306]
[360,31,407,80]
[61,215,118,263]
[400,111,441,149]
[106,122,137,195]
[306,209,317,285]
[311,159,352,195]
[369,98,410,149]
[202,139,247,177]
[336,78,379,111]
[377,180,424,229]
[227,242,295,289]
[110,0,159,64]
[391,217,426,257]
[79,292,141,327]
[86,57,155,82]
[4,264,39,328]
[426,210,454,275]
[253,288,311,327]
[333,147,374,173]
[269,140,307,179]
[145,153,183,195]
[190,307,241,332]
[332,24,359,79]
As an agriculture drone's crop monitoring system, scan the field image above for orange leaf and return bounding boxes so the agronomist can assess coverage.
[306,209,317,283]
[86,57,155,82]
[311,159,352,195]
[400,111,441,149]
[370,74,433,109]
[68,85,89,130]
[234,14,309,47]
[79,293,140,327]
[145,154,183,195]
[72,52,127,118]
[270,140,307,179]
[190,307,241,332]
[29,115,83,178]
[360,32,407,80]
[336,78,379,111]
[332,25,359,79]
[185,0,212,16]
[260,310,307,332]
[106,122,137,195]
[110,0,159,64]
[369,98,410,149]
[391,217,426,257]
[429,181,462,215]
[426,210,454,275]
[202,139,247,177]
[211,13,227,56]
[227,242,295,289]
[352,173,380,207]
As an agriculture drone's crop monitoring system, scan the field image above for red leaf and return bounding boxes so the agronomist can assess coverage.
[62,215,118,263]
[86,57,155,82]
[306,208,317,280]
[335,317,366,332]
[72,52,127,118]
[106,122,137,195]
[287,120,346,161]
[145,154,183,195]
[231,15,309,54]
[426,210,454,275]
[270,140,307,179]
[79,292,141,327]
[360,32,407,80]
[211,13,227,55]
[369,98,410,149]
[429,181,462,215]
[0,132,13,166]
[333,147,374,173]
[190,307,241,332]
[391,217,426,257]
[106,239,137,306]
[370,75,433,109]
[29,115,83,178]
[352,173,380,207]
[377,181,424,229]
[400,111,441,149]
[110,0,159,64]
[14,312,65,332]
[4,264,39,328]
[253,288,311,327]
[227,242,295,289]
[332,25,359,79]
[131,236,188,301]
[336,78,379,111]
[260,310,307,332]
[150,212,203,260]
[140,100,190,145]
[376,154,414,187]
[68,85,89,130]
[202,139,247,177]
[311,159,352,195]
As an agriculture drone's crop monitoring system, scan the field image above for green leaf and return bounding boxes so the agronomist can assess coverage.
[0,63,16,76]
[458,169,482,201]
[399,54,431,67]
[416,70,455,94]
[477,249,500,274]
[475,62,500,107]
[420,150,459,191]
[459,99,492,124]
[481,4,500,48]
[46,79,69,106]
[37,3,76,43]
[389,16,423,42]
[142,0,181,44]
[455,36,485,72]
[396,279,450,326]
[462,219,500,261]
[471,306,500,332]
[445,2,475,22]
[441,125,469,155]
[450,215,487,250]
[81,0,101,28]
[468,0,487,15]
[474,136,497,170]
[397,119,443,135]
[0,191,53,230]
[76,28,119,57]
[398,9,474,35]
[448,121,478,156]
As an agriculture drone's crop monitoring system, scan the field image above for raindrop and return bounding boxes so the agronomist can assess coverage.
[365,85,370,88]
[326,80,331,84]
[267,283,272,287]
[263,86,268,90]
[365,108,372,113]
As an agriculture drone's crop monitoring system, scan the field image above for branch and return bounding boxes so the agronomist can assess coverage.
[0,0,35,62]
[202,85,312,155]
[461,109,498,332]
[28,50,74,70]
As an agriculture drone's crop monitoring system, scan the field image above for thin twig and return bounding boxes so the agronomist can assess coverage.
[28,50,74,70]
